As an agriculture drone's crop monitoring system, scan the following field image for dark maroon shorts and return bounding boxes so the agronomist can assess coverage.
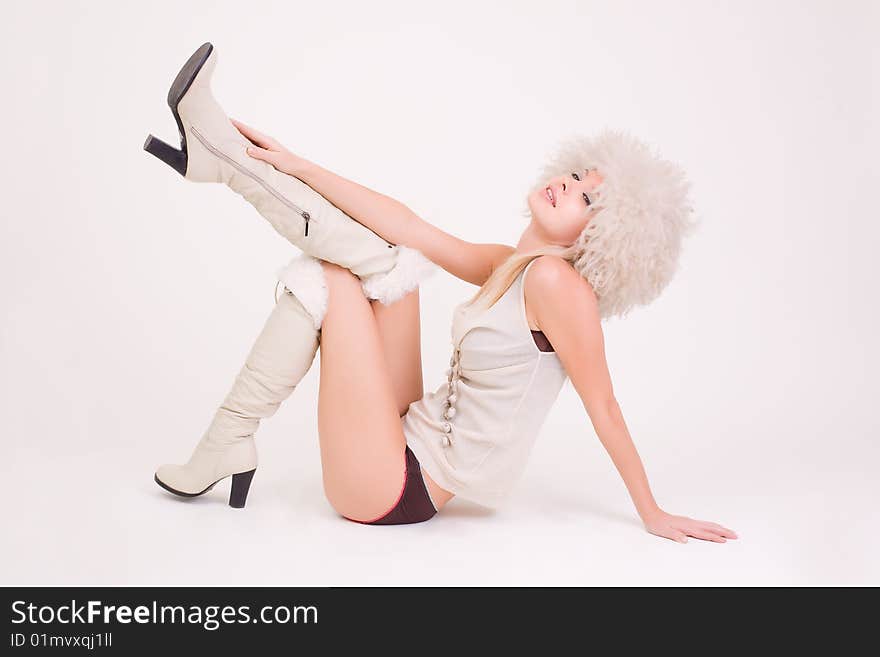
[343,445,438,525]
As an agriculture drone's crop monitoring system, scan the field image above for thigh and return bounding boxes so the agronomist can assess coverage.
[316,261,408,521]
[371,288,456,512]
[370,288,424,416]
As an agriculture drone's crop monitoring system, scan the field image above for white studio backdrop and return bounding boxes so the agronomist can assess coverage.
[0,0,877,585]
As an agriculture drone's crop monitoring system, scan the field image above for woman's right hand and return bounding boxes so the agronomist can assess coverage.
[642,508,738,544]
[230,118,306,176]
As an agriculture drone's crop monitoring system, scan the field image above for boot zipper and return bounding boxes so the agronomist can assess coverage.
[189,126,312,237]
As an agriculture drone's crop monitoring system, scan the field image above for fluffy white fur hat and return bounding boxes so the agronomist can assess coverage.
[529,129,698,320]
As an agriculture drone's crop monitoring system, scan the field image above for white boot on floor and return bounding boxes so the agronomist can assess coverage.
[143,41,436,303]
[154,255,328,508]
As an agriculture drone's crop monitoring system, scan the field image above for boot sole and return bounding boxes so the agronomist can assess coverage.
[153,473,217,498]
[143,42,214,176]
[167,42,214,162]
[154,468,256,508]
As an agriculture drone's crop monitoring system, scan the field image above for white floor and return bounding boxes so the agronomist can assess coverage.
[4,375,876,587]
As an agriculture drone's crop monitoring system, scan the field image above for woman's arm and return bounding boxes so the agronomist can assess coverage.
[527,255,738,544]
[232,119,513,286]
[291,156,417,247]
[526,256,660,520]
[586,399,660,520]
[295,156,513,286]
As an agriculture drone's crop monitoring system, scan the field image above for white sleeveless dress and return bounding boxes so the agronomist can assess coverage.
[402,258,569,508]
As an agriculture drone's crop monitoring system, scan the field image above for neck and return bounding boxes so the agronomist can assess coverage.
[516,221,563,254]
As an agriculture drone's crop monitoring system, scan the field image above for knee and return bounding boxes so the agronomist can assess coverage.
[320,475,352,519]
[319,260,364,293]
[320,260,353,278]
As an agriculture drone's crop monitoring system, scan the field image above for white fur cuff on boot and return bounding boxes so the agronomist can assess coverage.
[360,246,437,305]
[275,254,329,330]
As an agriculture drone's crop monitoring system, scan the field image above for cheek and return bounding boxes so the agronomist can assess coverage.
[556,211,594,244]
[529,190,551,218]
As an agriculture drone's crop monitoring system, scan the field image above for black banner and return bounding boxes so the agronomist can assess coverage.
[1,586,872,651]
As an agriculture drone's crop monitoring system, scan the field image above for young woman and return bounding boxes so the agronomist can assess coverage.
[147,42,737,544]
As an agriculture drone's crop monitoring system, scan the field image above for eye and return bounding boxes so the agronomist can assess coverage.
[571,172,591,206]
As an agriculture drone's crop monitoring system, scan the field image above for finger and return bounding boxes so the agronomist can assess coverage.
[687,528,727,543]
[700,522,738,538]
[229,117,255,139]
[673,532,688,544]
[230,117,259,137]
[231,118,274,148]
[697,525,734,539]
[230,120,261,147]
[711,527,738,539]
[246,145,279,167]
[687,521,728,538]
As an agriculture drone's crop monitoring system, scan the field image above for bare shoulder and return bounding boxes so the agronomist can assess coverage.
[525,256,613,411]
[526,255,581,287]
[525,255,599,330]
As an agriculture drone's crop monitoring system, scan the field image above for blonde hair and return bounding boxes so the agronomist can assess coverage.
[463,245,577,312]
[465,129,698,320]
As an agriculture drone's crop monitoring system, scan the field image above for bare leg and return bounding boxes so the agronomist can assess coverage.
[316,261,411,520]
[369,291,424,417]
[369,291,455,510]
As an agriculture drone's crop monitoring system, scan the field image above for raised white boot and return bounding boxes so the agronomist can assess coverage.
[143,41,435,303]
[154,255,328,508]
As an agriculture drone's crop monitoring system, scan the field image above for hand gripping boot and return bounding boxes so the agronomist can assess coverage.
[154,254,327,508]
[143,42,435,304]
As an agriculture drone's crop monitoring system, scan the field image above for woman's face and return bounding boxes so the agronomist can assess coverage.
[527,168,604,245]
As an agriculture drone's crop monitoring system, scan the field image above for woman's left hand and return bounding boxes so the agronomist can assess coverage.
[230,118,306,176]
[642,509,738,544]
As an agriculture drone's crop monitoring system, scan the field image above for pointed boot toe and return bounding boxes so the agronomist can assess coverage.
[154,463,212,497]
[154,463,257,509]
[154,434,259,508]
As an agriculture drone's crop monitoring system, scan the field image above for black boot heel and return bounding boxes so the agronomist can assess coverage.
[229,469,257,508]
[143,134,187,176]
[143,42,213,179]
